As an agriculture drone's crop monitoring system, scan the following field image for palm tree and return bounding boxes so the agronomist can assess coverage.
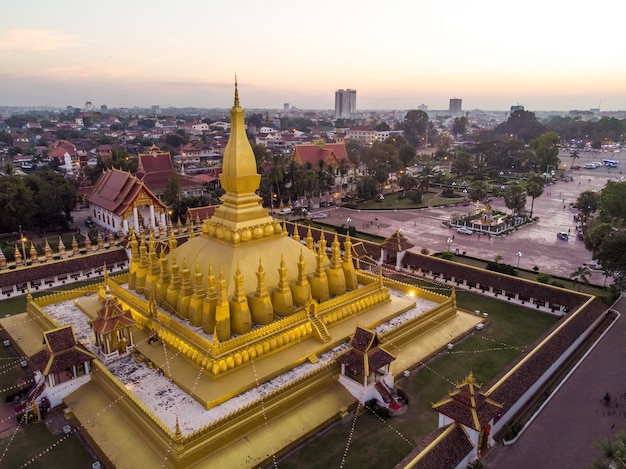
[570,150,580,168]
[525,174,545,218]
[570,265,592,291]
[592,431,626,468]
[265,153,287,208]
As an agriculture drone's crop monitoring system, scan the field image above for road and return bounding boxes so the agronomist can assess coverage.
[483,295,626,468]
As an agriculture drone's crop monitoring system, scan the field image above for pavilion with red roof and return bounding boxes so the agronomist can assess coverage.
[85,168,167,235]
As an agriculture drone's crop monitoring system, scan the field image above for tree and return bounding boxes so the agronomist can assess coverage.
[401,110,430,147]
[398,145,416,167]
[525,174,545,218]
[162,175,181,206]
[504,185,527,215]
[0,176,35,232]
[356,176,378,200]
[494,110,546,143]
[344,140,363,167]
[575,190,601,217]
[451,150,473,177]
[27,169,76,230]
[569,150,580,168]
[372,161,391,193]
[468,180,488,203]
[164,133,187,149]
[529,131,560,173]
[599,180,626,223]
[593,231,626,288]
[570,265,592,291]
[398,172,417,192]
[452,116,468,137]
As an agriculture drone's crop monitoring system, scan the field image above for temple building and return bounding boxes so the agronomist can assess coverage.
[0,83,477,468]
[85,168,169,235]
[136,144,206,198]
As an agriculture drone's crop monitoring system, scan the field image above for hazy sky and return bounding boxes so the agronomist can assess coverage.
[1,1,624,111]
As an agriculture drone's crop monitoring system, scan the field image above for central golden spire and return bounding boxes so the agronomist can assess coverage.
[205,78,276,239]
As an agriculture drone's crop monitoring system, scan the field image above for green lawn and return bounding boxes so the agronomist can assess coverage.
[277,289,559,469]
[0,418,96,469]
[0,340,96,469]
[355,191,464,210]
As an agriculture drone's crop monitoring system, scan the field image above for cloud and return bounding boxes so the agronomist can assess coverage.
[0,29,77,52]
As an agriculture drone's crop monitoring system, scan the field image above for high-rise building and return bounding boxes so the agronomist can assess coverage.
[510,103,525,114]
[449,98,462,114]
[335,89,356,119]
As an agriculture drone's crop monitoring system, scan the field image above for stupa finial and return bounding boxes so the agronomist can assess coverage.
[234,74,240,107]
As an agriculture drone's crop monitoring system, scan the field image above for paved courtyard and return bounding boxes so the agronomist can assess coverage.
[323,153,623,285]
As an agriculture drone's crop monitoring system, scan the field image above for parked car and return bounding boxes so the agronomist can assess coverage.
[557,232,569,240]
[310,212,328,219]
[456,227,473,235]
[278,208,292,215]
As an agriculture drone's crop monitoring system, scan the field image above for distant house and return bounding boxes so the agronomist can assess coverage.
[97,144,113,160]
[48,140,79,173]
[292,142,352,170]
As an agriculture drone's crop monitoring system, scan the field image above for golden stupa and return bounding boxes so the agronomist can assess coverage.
[3,82,477,469]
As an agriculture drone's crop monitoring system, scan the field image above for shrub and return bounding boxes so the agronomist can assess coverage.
[409,190,423,204]
[441,187,455,198]
[486,262,518,276]
[420,248,430,255]
[536,273,551,284]
[440,251,454,260]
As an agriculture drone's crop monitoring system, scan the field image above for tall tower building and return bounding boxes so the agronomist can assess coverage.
[335,89,356,119]
[449,98,462,114]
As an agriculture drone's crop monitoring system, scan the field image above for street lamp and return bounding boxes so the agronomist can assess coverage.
[447,237,452,252]
[346,217,351,230]
[18,224,27,262]
[516,251,522,268]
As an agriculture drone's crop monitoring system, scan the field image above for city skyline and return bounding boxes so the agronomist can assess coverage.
[1,0,625,112]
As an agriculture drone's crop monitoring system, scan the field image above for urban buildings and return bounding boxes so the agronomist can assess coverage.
[335,89,357,119]
[449,98,462,114]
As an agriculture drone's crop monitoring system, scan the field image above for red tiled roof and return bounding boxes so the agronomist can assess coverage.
[136,145,174,174]
[336,327,395,376]
[48,144,76,159]
[186,205,218,221]
[432,374,502,431]
[380,230,415,252]
[293,143,352,169]
[0,249,128,289]
[135,145,205,194]
[30,325,95,375]
[91,296,135,335]
[192,174,218,183]
[85,168,165,216]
